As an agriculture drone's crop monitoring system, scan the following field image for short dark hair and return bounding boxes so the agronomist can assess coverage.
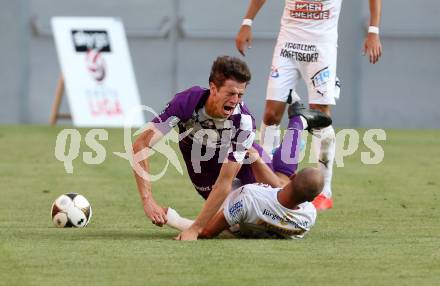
[209,56,251,89]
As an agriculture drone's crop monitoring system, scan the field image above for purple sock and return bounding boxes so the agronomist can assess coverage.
[272,116,303,177]
[288,114,304,130]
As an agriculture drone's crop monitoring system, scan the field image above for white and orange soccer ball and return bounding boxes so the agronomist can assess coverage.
[51,193,92,228]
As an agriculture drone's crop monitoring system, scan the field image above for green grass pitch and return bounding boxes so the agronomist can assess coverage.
[0,126,439,286]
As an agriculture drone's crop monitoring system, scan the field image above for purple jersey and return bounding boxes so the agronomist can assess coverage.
[151,86,257,199]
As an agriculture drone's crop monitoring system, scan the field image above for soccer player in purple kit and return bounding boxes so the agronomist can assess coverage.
[132,56,331,240]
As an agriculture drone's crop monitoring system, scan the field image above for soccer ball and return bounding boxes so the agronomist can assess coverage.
[51,193,92,228]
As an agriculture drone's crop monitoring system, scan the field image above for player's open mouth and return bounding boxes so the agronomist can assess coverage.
[223,105,234,113]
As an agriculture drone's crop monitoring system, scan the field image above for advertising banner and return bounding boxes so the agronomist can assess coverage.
[52,17,144,127]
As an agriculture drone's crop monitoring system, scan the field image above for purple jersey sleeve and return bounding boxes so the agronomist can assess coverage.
[151,86,207,134]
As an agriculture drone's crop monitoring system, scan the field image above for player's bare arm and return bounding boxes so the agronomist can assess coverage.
[363,0,382,64]
[199,211,230,239]
[236,0,266,56]
[248,147,287,188]
[132,124,167,226]
[176,160,241,240]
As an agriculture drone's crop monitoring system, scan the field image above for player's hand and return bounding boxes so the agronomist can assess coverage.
[247,147,261,163]
[236,25,253,56]
[363,33,382,64]
[143,198,167,227]
[174,226,200,241]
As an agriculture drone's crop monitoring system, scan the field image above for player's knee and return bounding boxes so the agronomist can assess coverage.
[263,109,283,125]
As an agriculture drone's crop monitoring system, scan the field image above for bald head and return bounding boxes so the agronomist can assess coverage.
[291,167,324,204]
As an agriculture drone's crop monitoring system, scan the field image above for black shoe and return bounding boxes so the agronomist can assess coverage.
[287,102,332,132]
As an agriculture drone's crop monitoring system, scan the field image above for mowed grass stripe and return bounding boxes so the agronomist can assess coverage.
[0,126,439,286]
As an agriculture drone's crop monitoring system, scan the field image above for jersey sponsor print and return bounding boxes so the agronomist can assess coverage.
[224,183,317,239]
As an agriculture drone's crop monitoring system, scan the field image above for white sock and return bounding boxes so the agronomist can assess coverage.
[166,207,194,231]
[259,122,281,157]
[316,126,336,198]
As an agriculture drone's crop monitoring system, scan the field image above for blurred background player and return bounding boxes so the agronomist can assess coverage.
[235,0,383,210]
[166,167,324,239]
[132,55,331,240]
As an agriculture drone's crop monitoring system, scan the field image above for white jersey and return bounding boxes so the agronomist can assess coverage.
[280,0,343,44]
[223,183,317,239]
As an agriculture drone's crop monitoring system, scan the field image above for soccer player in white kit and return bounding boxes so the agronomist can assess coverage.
[235,0,383,210]
[166,167,323,239]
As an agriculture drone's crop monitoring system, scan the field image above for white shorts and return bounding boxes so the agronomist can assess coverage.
[266,38,340,105]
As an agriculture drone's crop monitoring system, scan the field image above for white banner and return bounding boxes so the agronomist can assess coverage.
[52,17,144,127]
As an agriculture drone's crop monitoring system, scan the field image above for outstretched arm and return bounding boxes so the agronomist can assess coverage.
[166,207,230,239]
[132,124,167,226]
[176,160,241,240]
[236,0,267,56]
[248,147,287,187]
[199,211,230,239]
[363,0,382,64]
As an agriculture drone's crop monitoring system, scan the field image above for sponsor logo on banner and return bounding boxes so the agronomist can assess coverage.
[311,67,330,96]
[85,49,106,82]
[86,86,123,117]
[72,30,110,83]
[52,17,144,126]
[71,30,111,52]
[71,29,123,117]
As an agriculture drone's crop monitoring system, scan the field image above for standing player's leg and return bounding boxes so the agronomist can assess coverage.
[250,104,332,187]
[309,104,336,209]
[260,100,285,157]
[261,40,301,157]
[301,44,338,210]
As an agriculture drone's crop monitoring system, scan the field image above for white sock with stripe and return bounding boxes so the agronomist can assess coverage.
[259,122,281,158]
[311,125,336,198]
